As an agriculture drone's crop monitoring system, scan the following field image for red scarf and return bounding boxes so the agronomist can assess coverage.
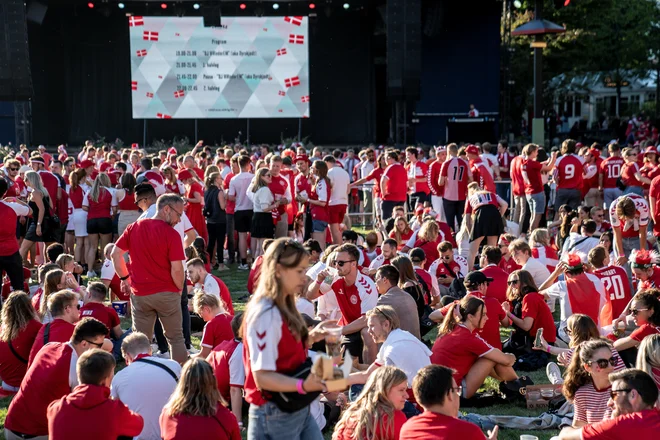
[566,273,601,326]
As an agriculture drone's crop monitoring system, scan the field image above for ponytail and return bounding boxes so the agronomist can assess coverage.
[439,295,485,336]
[563,339,612,401]
[637,289,660,326]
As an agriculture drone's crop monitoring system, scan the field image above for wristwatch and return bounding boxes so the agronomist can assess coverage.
[119,274,130,281]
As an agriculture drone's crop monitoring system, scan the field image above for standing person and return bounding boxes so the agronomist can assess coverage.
[204,172,228,271]
[464,183,508,268]
[243,239,329,440]
[308,160,331,251]
[294,154,313,241]
[178,169,208,244]
[325,156,350,245]
[554,139,586,214]
[0,292,41,395]
[268,156,292,239]
[352,152,386,222]
[111,194,188,364]
[406,147,431,210]
[359,148,376,224]
[115,173,140,237]
[621,147,646,196]
[466,145,496,193]
[112,332,182,440]
[600,142,625,208]
[223,156,239,264]
[521,144,557,233]
[439,144,472,232]
[228,155,255,270]
[83,173,117,278]
[509,147,527,229]
[428,146,447,221]
[159,358,241,440]
[380,151,408,222]
[249,168,279,259]
[19,171,55,263]
[0,180,31,292]
[496,141,513,203]
[46,349,144,440]
[610,194,649,271]
[65,170,89,265]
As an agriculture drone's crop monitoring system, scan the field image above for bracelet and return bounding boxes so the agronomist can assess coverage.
[547,345,552,354]
[119,274,130,281]
[315,279,323,286]
[296,378,307,395]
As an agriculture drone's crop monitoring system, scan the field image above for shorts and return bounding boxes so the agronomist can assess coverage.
[328,204,347,224]
[341,331,364,363]
[234,210,253,233]
[525,192,546,215]
[70,209,88,236]
[87,217,113,235]
[312,219,328,232]
[410,192,429,205]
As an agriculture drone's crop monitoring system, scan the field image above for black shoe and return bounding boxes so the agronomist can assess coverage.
[499,376,534,401]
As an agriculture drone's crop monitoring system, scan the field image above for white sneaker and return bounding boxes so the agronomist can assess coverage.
[187,347,200,355]
[546,361,563,385]
[237,264,249,271]
[154,351,170,359]
[86,270,97,278]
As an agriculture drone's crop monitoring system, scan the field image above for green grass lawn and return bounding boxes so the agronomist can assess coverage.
[0,264,561,440]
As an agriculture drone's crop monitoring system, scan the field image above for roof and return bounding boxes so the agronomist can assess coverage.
[550,70,658,95]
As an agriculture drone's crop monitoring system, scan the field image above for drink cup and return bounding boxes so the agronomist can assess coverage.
[325,325,343,358]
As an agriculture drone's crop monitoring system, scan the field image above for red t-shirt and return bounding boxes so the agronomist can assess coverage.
[433,259,460,280]
[522,291,557,344]
[0,201,26,257]
[582,408,660,440]
[0,319,41,387]
[223,172,235,214]
[650,175,660,237]
[84,187,114,220]
[499,256,521,274]
[68,185,84,209]
[498,152,514,179]
[622,162,643,187]
[407,160,430,195]
[159,403,241,440]
[334,410,407,440]
[382,163,408,202]
[593,265,633,326]
[247,255,263,295]
[29,319,76,365]
[207,339,242,402]
[5,343,75,436]
[115,219,185,296]
[201,313,234,349]
[428,160,444,196]
[637,266,660,291]
[554,154,584,189]
[38,170,60,202]
[414,239,440,271]
[471,160,496,193]
[522,158,544,194]
[310,179,330,223]
[400,411,487,440]
[328,274,378,326]
[79,302,120,336]
[268,174,290,215]
[389,228,414,250]
[600,156,625,189]
[365,167,384,198]
[431,324,493,384]
[469,292,505,350]
[440,157,471,201]
[510,155,525,197]
[481,265,508,304]
[47,384,144,440]
[630,323,660,342]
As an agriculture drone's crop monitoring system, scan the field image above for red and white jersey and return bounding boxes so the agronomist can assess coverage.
[142,170,166,196]
[406,160,430,194]
[650,175,660,237]
[480,153,498,177]
[553,154,585,189]
[428,253,469,280]
[609,194,649,238]
[593,265,632,326]
[498,152,514,179]
[599,156,625,189]
[326,273,378,326]
[427,160,443,196]
[471,160,496,193]
[531,245,559,273]
[440,157,471,201]
[465,192,503,214]
[368,254,390,272]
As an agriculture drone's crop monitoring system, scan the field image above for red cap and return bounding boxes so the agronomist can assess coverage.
[282,150,296,159]
[131,143,139,149]
[576,142,584,148]
[415,205,424,213]
[178,169,194,181]
[80,159,95,169]
[465,145,479,156]
[588,148,601,158]
[167,147,177,155]
[564,253,583,269]
[644,146,657,156]
[295,154,310,164]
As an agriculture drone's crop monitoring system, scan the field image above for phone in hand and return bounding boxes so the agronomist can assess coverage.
[534,328,544,349]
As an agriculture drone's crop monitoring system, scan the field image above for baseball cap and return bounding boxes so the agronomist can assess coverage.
[301,313,322,328]
[178,169,194,181]
[30,156,45,165]
[465,145,479,155]
[79,159,95,169]
[409,247,426,263]
[465,271,493,286]
[295,154,310,164]
[644,146,657,156]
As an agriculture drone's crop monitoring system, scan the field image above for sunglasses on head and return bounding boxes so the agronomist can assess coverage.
[587,356,617,369]
[335,260,355,267]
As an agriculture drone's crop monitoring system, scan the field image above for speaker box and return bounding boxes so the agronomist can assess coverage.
[26,1,48,25]
[386,0,421,100]
[0,0,34,100]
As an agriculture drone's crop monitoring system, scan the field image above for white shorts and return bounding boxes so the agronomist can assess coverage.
[431,195,445,222]
[71,208,88,237]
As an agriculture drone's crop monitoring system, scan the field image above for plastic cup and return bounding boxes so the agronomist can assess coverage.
[325,326,343,358]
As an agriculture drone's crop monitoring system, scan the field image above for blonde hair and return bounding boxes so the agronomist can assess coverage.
[529,228,550,247]
[89,173,112,203]
[250,168,270,193]
[0,292,39,342]
[164,358,225,417]
[636,334,660,379]
[42,269,64,318]
[192,290,226,315]
[333,366,408,440]
[24,171,52,208]
[417,220,439,243]
[393,216,411,245]
[55,254,75,271]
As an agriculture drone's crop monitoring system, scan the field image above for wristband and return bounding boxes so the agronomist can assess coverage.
[546,345,551,354]
[296,378,307,395]
[119,274,130,281]
[315,279,322,286]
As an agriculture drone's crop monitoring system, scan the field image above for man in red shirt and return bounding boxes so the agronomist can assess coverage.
[268,156,292,239]
[558,369,660,440]
[29,290,80,365]
[4,318,109,439]
[589,246,632,327]
[182,155,204,181]
[294,155,313,240]
[406,147,431,210]
[381,151,408,221]
[479,246,509,304]
[0,179,31,292]
[31,156,61,203]
[439,144,472,232]
[400,364,498,440]
[187,257,234,315]
[466,145,496,193]
[428,146,446,221]
[111,194,188,364]
[522,144,557,232]
[553,139,585,216]
[509,151,527,229]
[600,142,625,208]
[47,349,144,440]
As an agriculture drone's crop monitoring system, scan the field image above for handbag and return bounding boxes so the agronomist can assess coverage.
[443,263,466,299]
[45,198,61,230]
[267,357,321,413]
[616,177,627,191]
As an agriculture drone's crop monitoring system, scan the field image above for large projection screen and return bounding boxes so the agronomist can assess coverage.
[129,16,309,119]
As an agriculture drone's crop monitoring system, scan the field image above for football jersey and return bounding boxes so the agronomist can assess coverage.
[609,194,649,238]
[553,154,585,189]
[428,160,444,197]
[465,192,502,214]
[599,156,625,189]
[326,273,378,326]
[471,160,496,192]
[440,157,471,201]
[406,161,430,194]
[593,265,632,326]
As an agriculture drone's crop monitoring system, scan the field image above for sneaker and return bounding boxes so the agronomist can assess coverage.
[237,264,250,271]
[154,351,170,359]
[546,361,564,385]
[216,264,229,272]
[86,270,97,278]
[187,347,200,355]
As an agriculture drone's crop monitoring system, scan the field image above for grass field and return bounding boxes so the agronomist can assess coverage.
[0,264,561,440]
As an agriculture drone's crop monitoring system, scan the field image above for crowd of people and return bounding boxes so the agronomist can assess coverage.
[1,137,660,439]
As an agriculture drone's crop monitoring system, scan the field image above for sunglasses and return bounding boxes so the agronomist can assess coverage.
[442,255,452,260]
[8,168,18,171]
[631,308,648,316]
[451,386,463,396]
[507,279,519,285]
[610,389,632,399]
[587,356,617,369]
[84,339,104,348]
[135,198,147,206]
[335,260,355,267]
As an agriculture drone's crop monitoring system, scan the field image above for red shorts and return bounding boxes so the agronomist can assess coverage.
[328,204,347,224]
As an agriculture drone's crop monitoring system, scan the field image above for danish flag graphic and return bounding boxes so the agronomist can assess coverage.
[288,34,304,44]
[143,31,159,41]
[146,92,153,98]
[284,16,303,26]
[174,90,185,98]
[156,113,172,119]
[284,76,300,88]
[129,16,144,27]
[276,48,287,56]
[131,81,137,91]
[301,95,310,103]
[136,49,147,57]
[278,91,286,96]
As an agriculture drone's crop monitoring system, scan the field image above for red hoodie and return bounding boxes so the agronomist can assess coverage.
[47,384,144,440]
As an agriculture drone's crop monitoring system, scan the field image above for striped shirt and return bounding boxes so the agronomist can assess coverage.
[440,157,471,201]
[573,383,613,425]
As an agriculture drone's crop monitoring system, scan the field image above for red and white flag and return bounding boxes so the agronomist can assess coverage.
[136,49,147,57]
[146,92,154,98]
[174,90,185,98]
[175,33,180,36]
[129,16,144,27]
[284,16,303,26]
[289,34,304,44]
[143,31,159,41]
[301,95,310,103]
[156,113,172,119]
[131,81,137,91]
[278,91,286,96]
[276,48,287,56]
[284,76,301,88]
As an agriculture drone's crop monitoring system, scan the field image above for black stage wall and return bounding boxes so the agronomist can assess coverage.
[28,6,377,146]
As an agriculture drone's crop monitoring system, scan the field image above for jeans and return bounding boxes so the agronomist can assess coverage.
[207,221,227,265]
[226,213,236,263]
[624,186,643,196]
[154,283,191,353]
[603,188,623,210]
[496,182,510,206]
[112,328,132,361]
[443,199,466,232]
[248,401,323,440]
[134,290,187,364]
[0,251,24,295]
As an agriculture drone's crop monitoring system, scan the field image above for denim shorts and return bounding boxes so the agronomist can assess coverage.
[311,219,328,232]
[525,192,546,214]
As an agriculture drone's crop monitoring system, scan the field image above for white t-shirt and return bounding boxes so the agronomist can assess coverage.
[137,203,195,251]
[198,273,222,301]
[480,153,498,177]
[522,257,551,289]
[328,166,350,206]
[228,172,255,211]
[228,341,246,388]
[561,233,601,262]
[374,329,432,387]
[111,356,182,440]
[296,297,315,318]
[1,200,30,217]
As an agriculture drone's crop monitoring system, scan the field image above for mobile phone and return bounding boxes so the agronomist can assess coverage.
[534,328,544,349]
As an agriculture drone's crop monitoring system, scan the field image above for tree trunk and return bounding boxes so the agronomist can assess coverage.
[656,67,660,119]
[616,82,622,117]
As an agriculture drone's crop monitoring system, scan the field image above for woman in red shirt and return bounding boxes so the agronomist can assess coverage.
[0,291,41,395]
[621,147,647,196]
[333,366,408,440]
[351,152,386,221]
[308,161,331,250]
[614,289,660,355]
[66,169,89,266]
[413,221,441,270]
[83,173,117,278]
[389,216,413,250]
[160,358,241,440]
[163,166,184,195]
[115,173,139,237]
[179,169,208,244]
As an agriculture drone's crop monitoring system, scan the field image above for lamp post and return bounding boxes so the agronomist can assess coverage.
[512,0,565,146]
